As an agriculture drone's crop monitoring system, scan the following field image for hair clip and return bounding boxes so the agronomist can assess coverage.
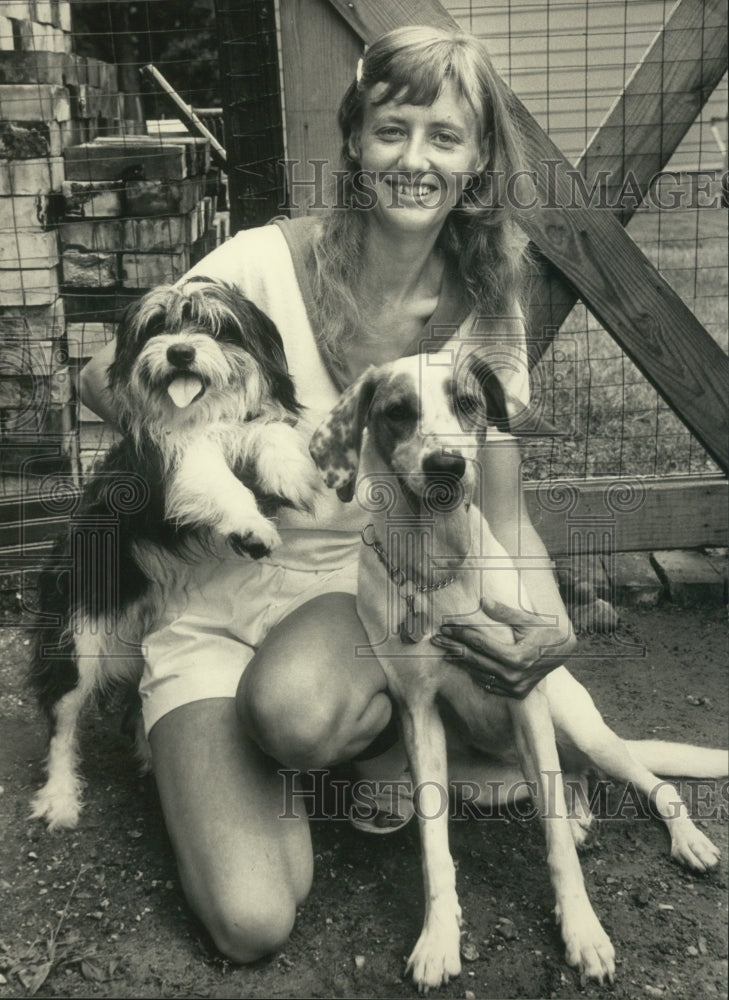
[355,56,364,86]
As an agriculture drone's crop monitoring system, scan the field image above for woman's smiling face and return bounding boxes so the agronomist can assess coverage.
[353,78,487,237]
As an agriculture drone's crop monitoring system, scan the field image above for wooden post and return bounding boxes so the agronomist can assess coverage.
[277,0,361,216]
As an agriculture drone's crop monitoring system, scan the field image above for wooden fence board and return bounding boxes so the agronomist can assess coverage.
[278,0,362,215]
[524,476,728,555]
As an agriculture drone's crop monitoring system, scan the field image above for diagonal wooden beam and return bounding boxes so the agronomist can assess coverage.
[325,0,729,473]
[529,0,729,359]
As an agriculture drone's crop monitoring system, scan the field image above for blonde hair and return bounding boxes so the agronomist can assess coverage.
[311,25,530,376]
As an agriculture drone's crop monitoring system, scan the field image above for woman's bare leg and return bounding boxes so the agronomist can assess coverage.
[150,698,313,963]
[150,592,392,964]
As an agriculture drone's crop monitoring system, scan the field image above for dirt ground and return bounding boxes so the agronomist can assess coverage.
[0,602,727,1000]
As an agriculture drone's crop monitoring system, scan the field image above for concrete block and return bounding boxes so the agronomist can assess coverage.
[3,2,34,17]
[0,119,63,158]
[0,193,53,233]
[0,337,58,373]
[33,1,60,26]
[123,209,200,251]
[0,265,59,306]
[651,550,725,607]
[0,84,70,122]
[0,15,15,51]
[608,551,664,607]
[0,50,70,84]
[121,250,190,287]
[124,177,204,217]
[0,228,59,268]
[0,156,64,195]
[59,218,124,252]
[62,178,124,218]
[61,249,118,288]
[59,1,72,32]
[66,321,115,359]
[0,298,64,338]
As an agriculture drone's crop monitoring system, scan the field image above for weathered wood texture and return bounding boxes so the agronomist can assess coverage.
[525,476,728,555]
[64,142,189,182]
[278,0,362,215]
[322,0,729,474]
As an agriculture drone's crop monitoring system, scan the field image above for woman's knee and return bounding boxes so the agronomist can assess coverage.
[238,664,350,768]
[237,595,389,768]
[199,885,298,963]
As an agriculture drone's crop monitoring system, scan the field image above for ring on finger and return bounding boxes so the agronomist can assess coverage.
[482,673,497,692]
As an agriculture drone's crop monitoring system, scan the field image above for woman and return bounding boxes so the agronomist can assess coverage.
[80,25,575,963]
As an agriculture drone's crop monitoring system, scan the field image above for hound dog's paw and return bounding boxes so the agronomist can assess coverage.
[670,817,721,872]
[406,905,462,993]
[30,781,83,831]
[569,812,599,850]
[556,901,615,986]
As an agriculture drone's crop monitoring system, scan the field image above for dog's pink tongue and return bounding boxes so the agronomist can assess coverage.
[167,374,203,408]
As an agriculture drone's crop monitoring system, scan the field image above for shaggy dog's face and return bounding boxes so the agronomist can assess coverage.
[108,277,301,430]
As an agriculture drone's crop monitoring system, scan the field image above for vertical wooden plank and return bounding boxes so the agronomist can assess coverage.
[278,0,361,216]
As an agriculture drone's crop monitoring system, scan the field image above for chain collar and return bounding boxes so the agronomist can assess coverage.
[360,524,457,596]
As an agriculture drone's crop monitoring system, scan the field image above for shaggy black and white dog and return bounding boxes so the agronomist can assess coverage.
[30,276,317,830]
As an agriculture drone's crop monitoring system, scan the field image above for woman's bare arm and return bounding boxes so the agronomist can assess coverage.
[432,435,576,698]
[78,338,120,428]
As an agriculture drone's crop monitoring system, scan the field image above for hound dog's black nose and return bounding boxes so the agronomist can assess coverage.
[423,452,466,480]
[167,344,196,367]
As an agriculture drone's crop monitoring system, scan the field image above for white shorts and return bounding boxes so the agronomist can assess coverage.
[139,554,359,735]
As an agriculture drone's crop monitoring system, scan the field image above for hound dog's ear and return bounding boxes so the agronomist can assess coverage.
[470,353,559,437]
[309,367,378,502]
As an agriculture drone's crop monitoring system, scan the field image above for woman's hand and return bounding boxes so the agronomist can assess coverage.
[430,596,577,699]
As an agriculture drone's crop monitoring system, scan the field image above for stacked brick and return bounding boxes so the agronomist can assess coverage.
[0,0,123,497]
[0,2,219,566]
[59,135,216,475]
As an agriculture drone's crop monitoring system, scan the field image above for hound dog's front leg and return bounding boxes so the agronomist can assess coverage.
[395,689,463,992]
[169,439,280,557]
[510,687,615,986]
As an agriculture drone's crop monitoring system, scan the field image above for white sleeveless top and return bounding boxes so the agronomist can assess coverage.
[184,222,530,572]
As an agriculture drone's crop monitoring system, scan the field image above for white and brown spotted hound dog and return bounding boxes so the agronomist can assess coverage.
[309,345,726,992]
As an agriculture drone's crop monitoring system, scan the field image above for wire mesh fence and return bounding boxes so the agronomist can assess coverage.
[448,0,727,480]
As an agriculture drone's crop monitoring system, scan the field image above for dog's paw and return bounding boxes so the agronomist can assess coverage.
[557,901,615,986]
[30,783,83,831]
[227,518,281,559]
[406,906,462,993]
[670,818,721,872]
[569,811,599,851]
